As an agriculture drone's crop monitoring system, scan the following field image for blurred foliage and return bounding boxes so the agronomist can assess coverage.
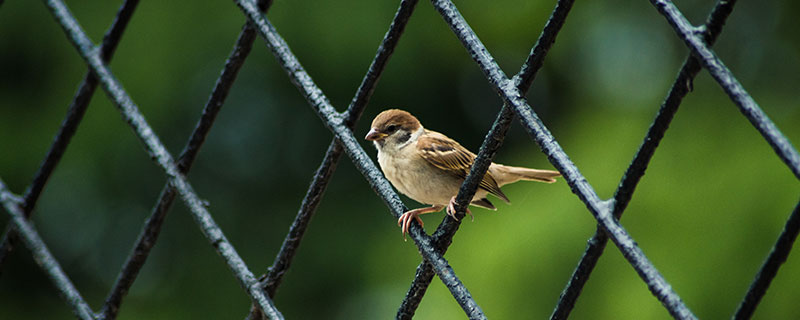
[1,0,799,319]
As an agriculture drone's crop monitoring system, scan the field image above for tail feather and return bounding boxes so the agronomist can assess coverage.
[471,198,497,210]
[492,164,560,185]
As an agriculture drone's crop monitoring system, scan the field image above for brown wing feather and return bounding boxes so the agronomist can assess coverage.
[417,131,509,202]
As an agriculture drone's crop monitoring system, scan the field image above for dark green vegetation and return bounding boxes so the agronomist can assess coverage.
[1,0,798,319]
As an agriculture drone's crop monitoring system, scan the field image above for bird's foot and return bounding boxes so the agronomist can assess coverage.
[398,205,443,241]
[446,196,473,222]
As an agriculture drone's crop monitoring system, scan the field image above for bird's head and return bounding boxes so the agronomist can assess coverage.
[365,109,422,149]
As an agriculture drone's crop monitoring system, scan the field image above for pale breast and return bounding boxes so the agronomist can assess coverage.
[377,146,485,206]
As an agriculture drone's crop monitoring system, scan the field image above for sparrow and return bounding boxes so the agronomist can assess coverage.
[365,109,560,239]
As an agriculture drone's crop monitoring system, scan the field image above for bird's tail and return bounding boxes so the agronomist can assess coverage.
[493,164,561,185]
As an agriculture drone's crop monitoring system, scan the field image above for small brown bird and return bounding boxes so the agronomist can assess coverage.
[365,109,560,239]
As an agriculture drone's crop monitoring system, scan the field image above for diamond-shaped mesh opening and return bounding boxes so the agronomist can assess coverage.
[1,0,798,319]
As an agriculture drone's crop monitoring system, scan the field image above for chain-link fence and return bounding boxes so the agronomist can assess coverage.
[1,0,798,319]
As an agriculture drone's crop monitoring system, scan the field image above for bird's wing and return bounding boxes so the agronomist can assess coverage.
[416,131,508,202]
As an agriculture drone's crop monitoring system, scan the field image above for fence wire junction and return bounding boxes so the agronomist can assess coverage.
[1,0,799,319]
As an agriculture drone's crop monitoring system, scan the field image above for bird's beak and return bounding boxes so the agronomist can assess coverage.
[365,128,387,141]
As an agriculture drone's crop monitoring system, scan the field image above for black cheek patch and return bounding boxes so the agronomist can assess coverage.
[395,131,411,145]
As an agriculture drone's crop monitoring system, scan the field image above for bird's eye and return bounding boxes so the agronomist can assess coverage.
[386,124,399,133]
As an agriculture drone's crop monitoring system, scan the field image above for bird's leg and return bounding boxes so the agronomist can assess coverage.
[398,205,444,241]
[446,196,473,221]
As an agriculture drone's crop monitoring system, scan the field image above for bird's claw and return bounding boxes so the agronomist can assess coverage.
[446,197,472,221]
[398,211,424,241]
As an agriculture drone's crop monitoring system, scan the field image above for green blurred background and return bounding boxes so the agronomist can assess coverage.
[1,0,799,319]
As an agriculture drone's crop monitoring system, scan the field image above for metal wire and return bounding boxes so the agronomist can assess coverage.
[0,0,797,318]
[551,1,739,318]
[649,0,800,180]
[258,0,418,297]
[42,0,283,318]
[232,0,486,317]
[0,0,140,274]
[99,1,273,319]
[397,0,575,317]
[246,1,419,319]
[0,180,94,320]
[429,0,696,318]
[734,200,800,319]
